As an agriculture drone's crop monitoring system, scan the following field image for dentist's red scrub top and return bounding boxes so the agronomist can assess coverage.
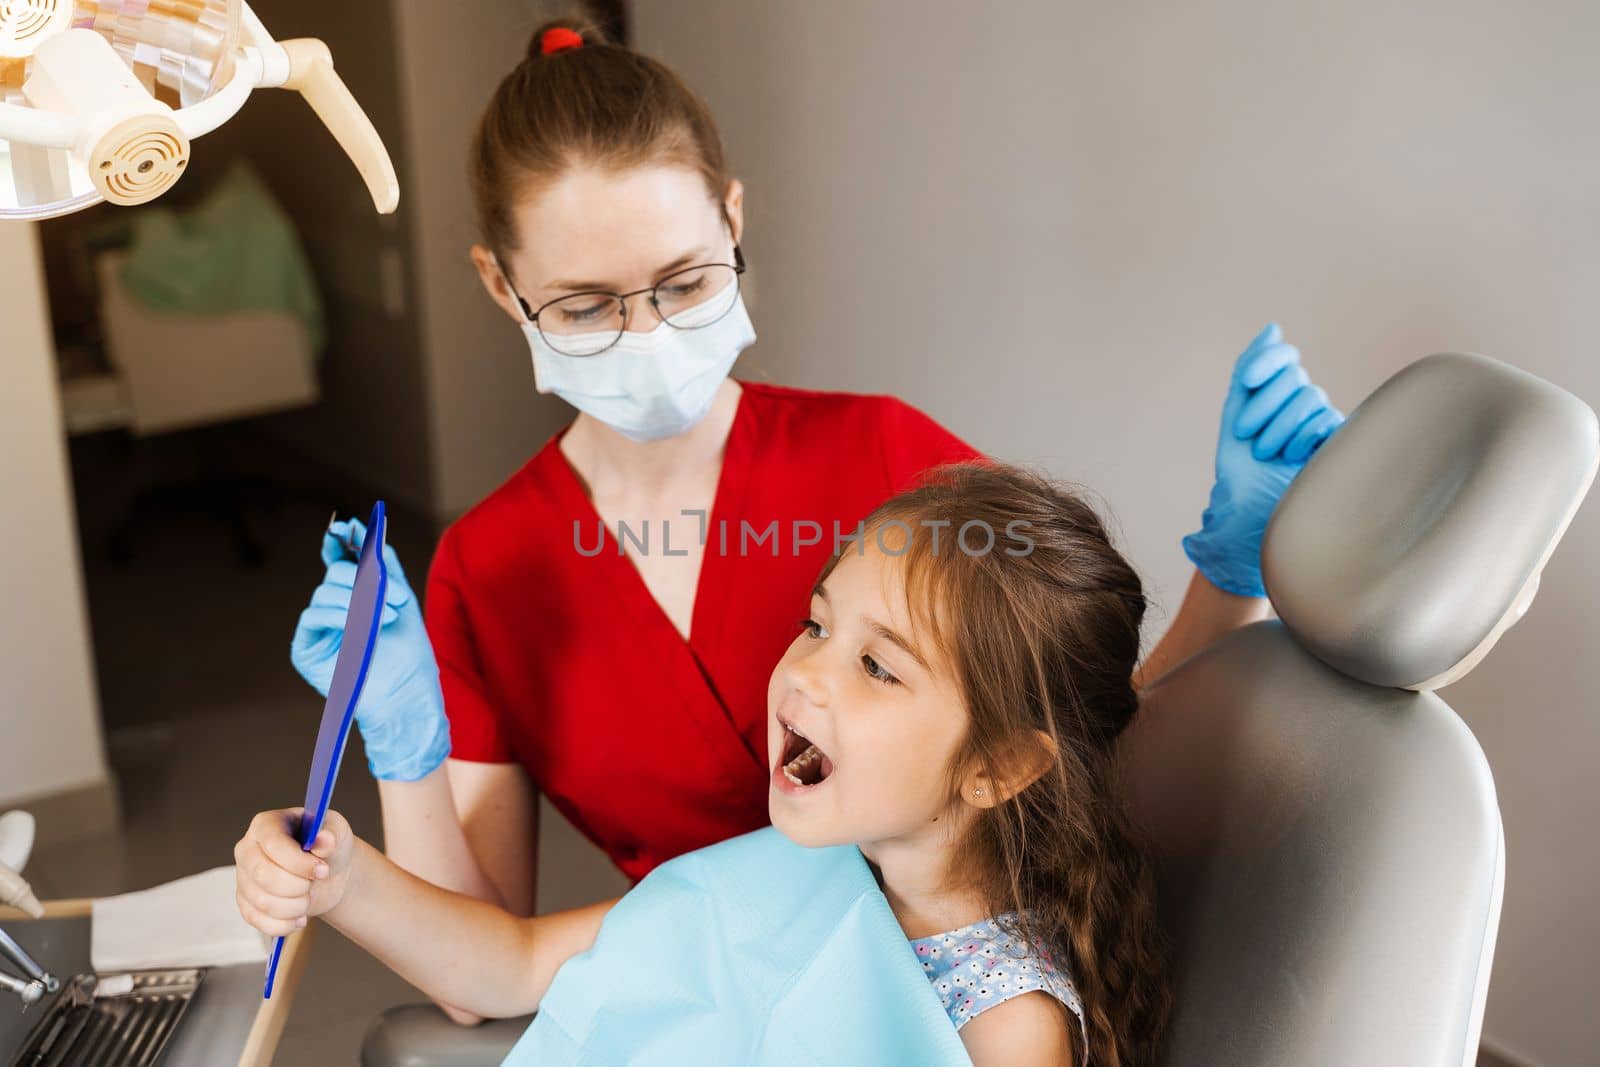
[424,382,980,883]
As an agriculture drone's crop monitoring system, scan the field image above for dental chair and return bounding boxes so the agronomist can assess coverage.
[1122,352,1596,1066]
[359,352,1596,1067]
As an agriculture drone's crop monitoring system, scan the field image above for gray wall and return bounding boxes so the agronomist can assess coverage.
[636,3,1599,1065]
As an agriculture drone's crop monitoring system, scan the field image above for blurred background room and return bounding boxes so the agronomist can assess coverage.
[1,1,1595,1063]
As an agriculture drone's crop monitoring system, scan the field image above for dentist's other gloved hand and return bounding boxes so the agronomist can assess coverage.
[1183,323,1345,597]
[290,518,451,781]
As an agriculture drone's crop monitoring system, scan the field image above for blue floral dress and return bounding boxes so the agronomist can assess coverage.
[910,915,1086,1049]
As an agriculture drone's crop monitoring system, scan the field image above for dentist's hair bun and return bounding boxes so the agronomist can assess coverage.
[527,15,609,60]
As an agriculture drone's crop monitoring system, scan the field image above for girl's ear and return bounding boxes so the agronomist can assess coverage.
[963,731,1058,809]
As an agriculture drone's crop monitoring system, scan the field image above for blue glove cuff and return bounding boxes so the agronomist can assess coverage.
[1182,529,1267,599]
[361,698,452,782]
[367,724,451,782]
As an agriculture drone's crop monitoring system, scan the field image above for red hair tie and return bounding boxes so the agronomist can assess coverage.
[540,27,584,56]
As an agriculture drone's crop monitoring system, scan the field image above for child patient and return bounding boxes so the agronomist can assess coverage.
[235,464,1169,1066]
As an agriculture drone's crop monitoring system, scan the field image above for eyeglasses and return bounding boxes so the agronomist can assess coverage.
[503,245,747,357]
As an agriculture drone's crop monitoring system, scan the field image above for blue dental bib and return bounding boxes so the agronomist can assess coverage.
[505,827,973,1066]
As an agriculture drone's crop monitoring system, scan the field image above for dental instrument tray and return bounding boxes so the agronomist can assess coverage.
[7,968,204,1067]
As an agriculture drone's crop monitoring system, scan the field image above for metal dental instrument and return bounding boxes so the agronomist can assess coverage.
[328,510,360,559]
[0,923,58,1008]
[10,969,203,1062]
[0,811,56,1009]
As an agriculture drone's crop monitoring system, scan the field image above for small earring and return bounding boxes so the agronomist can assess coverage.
[973,788,984,798]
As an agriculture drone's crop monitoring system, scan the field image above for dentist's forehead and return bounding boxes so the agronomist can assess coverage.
[512,164,721,291]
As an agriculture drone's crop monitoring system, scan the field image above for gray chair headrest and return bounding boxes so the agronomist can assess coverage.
[1262,352,1597,690]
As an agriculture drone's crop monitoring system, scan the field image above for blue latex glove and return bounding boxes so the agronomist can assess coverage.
[289,518,451,781]
[1182,323,1345,597]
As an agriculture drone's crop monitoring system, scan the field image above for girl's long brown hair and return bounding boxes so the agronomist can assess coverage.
[835,463,1169,1066]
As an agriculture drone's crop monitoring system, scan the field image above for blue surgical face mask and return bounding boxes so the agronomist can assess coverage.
[520,280,756,442]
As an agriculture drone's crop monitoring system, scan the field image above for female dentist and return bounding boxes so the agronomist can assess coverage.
[282,17,1340,1023]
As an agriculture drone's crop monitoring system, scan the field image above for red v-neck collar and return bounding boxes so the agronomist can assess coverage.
[687,388,757,663]
[539,384,757,664]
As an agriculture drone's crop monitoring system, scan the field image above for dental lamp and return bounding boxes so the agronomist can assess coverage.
[0,0,398,219]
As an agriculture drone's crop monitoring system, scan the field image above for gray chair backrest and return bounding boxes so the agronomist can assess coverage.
[1122,353,1597,1067]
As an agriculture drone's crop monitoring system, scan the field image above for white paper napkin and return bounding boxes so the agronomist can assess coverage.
[91,866,268,972]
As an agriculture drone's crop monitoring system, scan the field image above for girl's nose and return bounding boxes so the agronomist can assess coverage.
[783,644,832,707]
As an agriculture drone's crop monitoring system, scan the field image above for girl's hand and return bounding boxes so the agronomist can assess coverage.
[233,807,355,936]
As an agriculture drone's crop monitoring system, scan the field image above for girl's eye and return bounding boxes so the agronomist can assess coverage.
[861,654,900,686]
[799,618,827,639]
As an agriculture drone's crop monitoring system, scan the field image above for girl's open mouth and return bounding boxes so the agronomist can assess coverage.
[776,720,835,789]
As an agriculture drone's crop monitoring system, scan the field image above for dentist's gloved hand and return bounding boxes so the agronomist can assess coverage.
[290,518,451,781]
[1182,323,1344,597]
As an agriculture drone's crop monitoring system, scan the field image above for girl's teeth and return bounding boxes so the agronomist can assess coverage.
[783,742,824,780]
